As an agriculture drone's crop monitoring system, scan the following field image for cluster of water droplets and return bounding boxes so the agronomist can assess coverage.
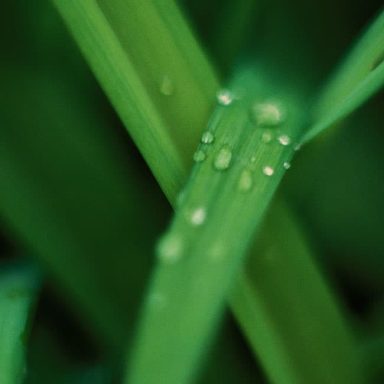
[192,93,297,196]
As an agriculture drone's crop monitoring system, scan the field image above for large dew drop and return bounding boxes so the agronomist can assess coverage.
[252,102,285,127]
[157,234,183,264]
[213,146,232,171]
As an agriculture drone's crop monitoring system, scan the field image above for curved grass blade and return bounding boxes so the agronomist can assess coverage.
[0,263,40,384]
[52,0,219,199]
[303,8,384,143]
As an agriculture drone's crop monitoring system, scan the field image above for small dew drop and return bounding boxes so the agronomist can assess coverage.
[209,243,225,262]
[213,146,232,171]
[176,190,186,207]
[250,155,257,163]
[261,130,273,143]
[149,292,167,310]
[157,234,183,264]
[283,161,291,170]
[263,166,275,176]
[277,134,291,146]
[216,89,234,106]
[193,149,206,163]
[294,143,302,151]
[189,207,207,226]
[201,131,214,144]
[238,169,253,192]
[252,102,285,127]
[159,75,174,96]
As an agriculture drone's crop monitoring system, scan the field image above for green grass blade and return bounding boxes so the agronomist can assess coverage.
[126,67,309,384]
[303,8,384,143]
[52,0,219,199]
[232,201,361,384]
[0,264,40,384]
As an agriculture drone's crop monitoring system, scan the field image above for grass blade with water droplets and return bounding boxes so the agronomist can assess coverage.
[127,67,306,384]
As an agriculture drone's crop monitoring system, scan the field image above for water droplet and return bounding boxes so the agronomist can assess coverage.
[252,102,285,126]
[149,292,167,310]
[213,146,232,171]
[159,75,174,96]
[261,130,273,143]
[283,161,291,170]
[176,190,186,207]
[238,169,253,192]
[263,166,274,176]
[193,149,206,163]
[294,143,302,151]
[209,242,225,262]
[277,134,291,146]
[189,207,207,226]
[157,234,183,264]
[250,155,257,163]
[201,131,214,144]
[216,89,234,106]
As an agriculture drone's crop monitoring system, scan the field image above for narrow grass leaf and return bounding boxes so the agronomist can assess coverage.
[52,0,219,199]
[127,67,307,384]
[231,201,361,384]
[0,263,40,384]
[303,8,384,143]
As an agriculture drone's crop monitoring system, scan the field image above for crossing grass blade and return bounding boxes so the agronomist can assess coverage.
[52,0,219,199]
[0,263,40,384]
[303,9,384,143]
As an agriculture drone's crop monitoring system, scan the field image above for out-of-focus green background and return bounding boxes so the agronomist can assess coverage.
[0,0,383,382]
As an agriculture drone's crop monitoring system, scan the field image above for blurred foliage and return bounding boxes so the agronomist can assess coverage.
[0,0,383,382]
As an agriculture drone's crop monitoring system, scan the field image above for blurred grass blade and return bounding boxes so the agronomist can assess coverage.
[232,201,361,384]
[303,9,384,143]
[209,0,258,74]
[52,0,219,199]
[0,68,168,349]
[127,67,308,384]
[0,263,40,384]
